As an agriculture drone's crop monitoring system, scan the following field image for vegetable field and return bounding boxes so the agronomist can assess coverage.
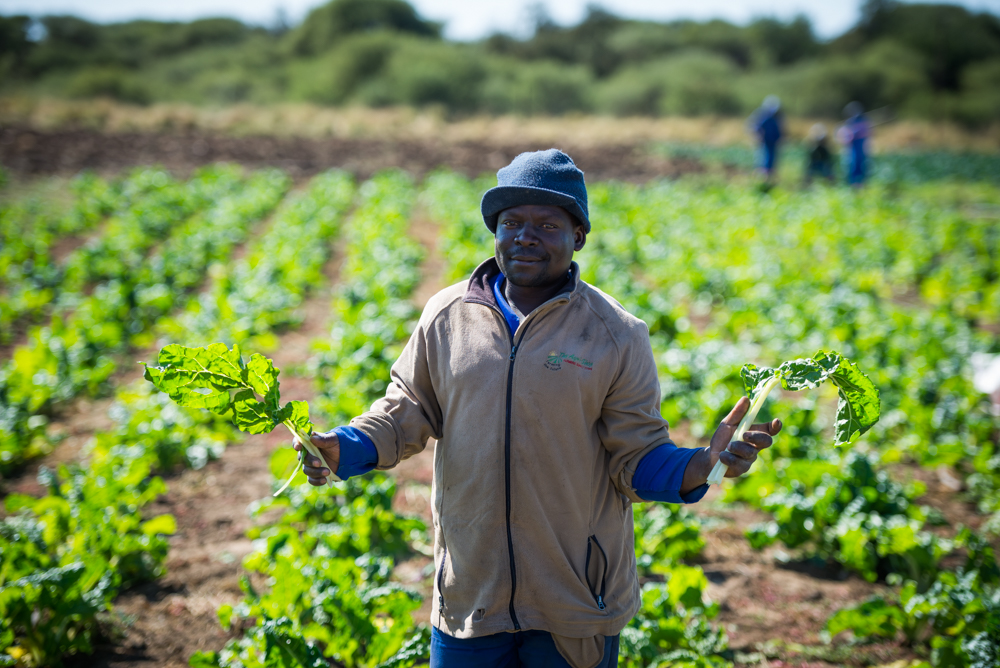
[1,155,999,668]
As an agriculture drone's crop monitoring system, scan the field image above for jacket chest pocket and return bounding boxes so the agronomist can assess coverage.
[522,347,606,414]
[585,535,608,612]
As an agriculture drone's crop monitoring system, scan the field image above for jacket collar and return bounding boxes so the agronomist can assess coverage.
[463,257,581,310]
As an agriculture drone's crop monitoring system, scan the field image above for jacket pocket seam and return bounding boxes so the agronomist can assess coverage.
[437,543,448,616]
[585,535,608,612]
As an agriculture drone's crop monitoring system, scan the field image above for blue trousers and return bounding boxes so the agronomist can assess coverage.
[430,627,620,668]
[760,142,778,173]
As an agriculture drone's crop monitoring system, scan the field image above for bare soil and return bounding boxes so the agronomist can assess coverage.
[0,126,703,183]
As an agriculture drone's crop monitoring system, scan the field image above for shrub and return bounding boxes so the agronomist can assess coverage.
[596,49,742,117]
[67,66,151,104]
[482,57,594,115]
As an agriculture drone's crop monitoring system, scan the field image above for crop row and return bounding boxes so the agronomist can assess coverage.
[0,173,120,342]
[0,166,289,476]
[1,169,357,667]
[0,385,237,666]
[158,169,356,348]
[191,171,429,667]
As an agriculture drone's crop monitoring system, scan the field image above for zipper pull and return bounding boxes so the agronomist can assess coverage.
[509,344,518,361]
[439,595,444,614]
[597,595,606,610]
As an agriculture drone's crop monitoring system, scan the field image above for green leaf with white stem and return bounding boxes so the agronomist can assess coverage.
[143,343,331,493]
[827,355,881,445]
[708,350,880,485]
[775,354,840,392]
[232,389,276,434]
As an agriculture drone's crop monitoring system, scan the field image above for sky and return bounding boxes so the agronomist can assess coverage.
[1,0,999,41]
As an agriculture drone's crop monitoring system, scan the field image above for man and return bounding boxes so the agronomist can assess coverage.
[748,95,784,188]
[837,101,871,187]
[295,149,781,668]
[804,123,835,186]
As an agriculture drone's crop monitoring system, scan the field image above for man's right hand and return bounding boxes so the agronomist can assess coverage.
[293,431,340,486]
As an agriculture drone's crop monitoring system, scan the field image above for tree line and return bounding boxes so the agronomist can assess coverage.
[1,0,998,125]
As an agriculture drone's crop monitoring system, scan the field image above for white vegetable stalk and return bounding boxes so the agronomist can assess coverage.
[273,422,339,497]
[706,376,781,485]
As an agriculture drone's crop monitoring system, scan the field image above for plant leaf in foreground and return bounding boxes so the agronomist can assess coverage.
[143,343,331,494]
[707,350,880,485]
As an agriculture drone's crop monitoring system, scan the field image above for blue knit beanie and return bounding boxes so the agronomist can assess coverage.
[481,149,590,233]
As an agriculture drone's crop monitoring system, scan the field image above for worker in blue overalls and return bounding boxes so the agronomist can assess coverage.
[837,101,871,186]
[748,95,783,189]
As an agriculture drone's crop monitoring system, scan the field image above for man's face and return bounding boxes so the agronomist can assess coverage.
[495,204,586,288]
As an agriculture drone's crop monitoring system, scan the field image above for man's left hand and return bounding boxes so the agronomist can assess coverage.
[709,396,781,478]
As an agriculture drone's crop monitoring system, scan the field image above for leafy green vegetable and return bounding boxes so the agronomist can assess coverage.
[143,342,333,495]
[825,529,1000,664]
[744,452,952,586]
[706,351,880,484]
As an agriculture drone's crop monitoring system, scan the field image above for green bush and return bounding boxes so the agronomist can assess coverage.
[482,58,594,115]
[66,66,151,104]
[376,40,486,110]
[751,39,929,117]
[596,50,742,117]
[284,0,439,57]
[288,31,399,104]
[955,58,1000,126]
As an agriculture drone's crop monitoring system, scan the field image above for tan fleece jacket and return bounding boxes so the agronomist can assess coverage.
[350,258,673,640]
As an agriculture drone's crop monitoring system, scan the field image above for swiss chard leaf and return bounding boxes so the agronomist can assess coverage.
[827,355,881,445]
[745,350,880,446]
[143,343,310,437]
[775,353,839,392]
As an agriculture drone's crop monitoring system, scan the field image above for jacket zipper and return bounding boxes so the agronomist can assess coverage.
[437,544,448,617]
[504,325,528,631]
[484,286,568,631]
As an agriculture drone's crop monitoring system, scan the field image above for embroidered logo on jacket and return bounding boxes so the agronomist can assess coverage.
[545,351,594,371]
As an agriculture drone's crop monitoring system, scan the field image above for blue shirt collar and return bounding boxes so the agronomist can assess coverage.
[492,272,521,338]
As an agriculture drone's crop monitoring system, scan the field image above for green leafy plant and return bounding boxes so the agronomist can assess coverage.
[619,565,731,668]
[745,452,951,586]
[707,351,881,484]
[825,529,1000,667]
[192,473,431,668]
[142,343,332,495]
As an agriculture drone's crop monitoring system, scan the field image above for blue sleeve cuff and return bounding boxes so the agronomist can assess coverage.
[632,443,708,504]
[332,426,378,480]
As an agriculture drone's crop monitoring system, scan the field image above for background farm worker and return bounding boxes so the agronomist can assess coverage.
[837,101,871,186]
[294,149,782,668]
[748,94,784,187]
[804,123,835,185]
